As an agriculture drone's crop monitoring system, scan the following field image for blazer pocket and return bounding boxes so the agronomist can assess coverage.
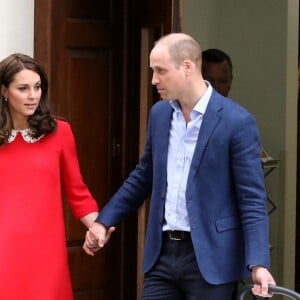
[215,215,241,232]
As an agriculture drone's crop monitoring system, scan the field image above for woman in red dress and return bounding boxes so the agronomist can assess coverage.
[0,53,100,299]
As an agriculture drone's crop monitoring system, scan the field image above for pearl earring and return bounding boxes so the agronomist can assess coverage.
[4,97,8,102]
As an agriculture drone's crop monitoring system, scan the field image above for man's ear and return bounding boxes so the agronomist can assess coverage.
[182,59,193,76]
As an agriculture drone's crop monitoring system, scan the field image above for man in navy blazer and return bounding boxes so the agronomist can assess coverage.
[84,33,276,299]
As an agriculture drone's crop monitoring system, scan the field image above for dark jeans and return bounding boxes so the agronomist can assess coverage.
[142,233,236,300]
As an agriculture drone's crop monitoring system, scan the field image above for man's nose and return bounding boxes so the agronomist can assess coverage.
[152,73,158,85]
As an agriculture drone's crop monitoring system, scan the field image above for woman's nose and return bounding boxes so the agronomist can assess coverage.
[28,88,37,99]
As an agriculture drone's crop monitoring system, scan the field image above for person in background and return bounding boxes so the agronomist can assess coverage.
[84,33,275,299]
[202,48,233,97]
[0,53,99,300]
[202,47,269,177]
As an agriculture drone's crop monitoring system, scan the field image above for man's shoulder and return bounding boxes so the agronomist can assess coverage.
[150,100,172,115]
[152,100,170,109]
[211,91,252,116]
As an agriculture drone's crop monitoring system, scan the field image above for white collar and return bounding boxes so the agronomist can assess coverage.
[169,80,213,115]
[8,128,44,143]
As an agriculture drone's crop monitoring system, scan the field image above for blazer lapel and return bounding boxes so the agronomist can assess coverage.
[159,107,172,163]
[188,94,223,183]
[154,103,173,196]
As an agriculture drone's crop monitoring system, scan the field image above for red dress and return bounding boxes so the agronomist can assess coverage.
[0,120,98,300]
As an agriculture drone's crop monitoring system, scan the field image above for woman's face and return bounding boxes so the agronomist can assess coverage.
[1,69,42,128]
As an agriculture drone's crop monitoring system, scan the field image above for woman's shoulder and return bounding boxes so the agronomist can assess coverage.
[56,118,71,129]
[54,118,73,137]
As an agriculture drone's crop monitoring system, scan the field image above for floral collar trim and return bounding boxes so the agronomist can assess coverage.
[8,128,44,143]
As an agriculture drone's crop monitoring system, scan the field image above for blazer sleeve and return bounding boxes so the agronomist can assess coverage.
[231,112,270,269]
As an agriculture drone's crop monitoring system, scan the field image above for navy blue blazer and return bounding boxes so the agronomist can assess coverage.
[97,90,270,284]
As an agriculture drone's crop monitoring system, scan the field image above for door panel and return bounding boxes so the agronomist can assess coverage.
[34,0,178,298]
[54,1,123,298]
[35,0,123,299]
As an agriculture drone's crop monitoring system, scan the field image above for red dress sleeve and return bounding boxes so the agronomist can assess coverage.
[58,120,99,219]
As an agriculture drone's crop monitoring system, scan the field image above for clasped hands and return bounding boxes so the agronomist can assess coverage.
[82,222,115,256]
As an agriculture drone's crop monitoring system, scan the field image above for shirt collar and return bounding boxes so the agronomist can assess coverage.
[194,80,212,114]
[169,80,212,115]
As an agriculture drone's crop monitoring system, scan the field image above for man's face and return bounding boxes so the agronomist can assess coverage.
[202,61,232,97]
[150,45,186,100]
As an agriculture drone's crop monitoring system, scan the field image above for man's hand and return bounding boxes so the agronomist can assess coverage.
[251,266,276,297]
[82,222,115,256]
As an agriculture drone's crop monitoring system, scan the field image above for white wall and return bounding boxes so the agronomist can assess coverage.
[184,0,299,288]
[0,0,34,60]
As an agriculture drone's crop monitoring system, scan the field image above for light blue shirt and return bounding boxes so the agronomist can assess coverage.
[163,82,213,231]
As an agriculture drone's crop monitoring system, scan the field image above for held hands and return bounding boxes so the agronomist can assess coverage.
[82,222,115,256]
[251,266,276,297]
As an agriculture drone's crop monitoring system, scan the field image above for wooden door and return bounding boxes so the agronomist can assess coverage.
[35,1,125,299]
[34,0,180,299]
